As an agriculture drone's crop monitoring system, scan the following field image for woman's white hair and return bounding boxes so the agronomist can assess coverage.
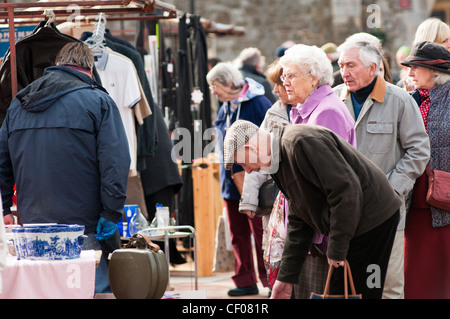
[279,44,333,86]
[206,62,243,89]
[338,40,382,75]
[434,72,450,85]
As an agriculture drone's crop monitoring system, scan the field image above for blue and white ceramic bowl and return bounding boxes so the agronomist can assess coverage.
[12,224,86,260]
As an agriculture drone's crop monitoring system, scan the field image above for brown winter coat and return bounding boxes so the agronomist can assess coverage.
[271,124,401,283]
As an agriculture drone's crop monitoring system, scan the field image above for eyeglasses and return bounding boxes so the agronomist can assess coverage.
[209,83,226,92]
[280,73,304,83]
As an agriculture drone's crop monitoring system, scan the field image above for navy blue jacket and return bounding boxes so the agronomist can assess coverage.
[0,66,130,233]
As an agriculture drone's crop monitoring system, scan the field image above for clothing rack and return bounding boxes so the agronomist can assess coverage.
[0,0,178,97]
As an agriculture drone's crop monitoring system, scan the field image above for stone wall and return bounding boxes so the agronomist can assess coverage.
[3,0,436,75]
[165,0,435,75]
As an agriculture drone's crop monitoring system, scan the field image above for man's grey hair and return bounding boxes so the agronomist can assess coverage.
[279,44,334,87]
[338,40,382,75]
[236,47,262,68]
[55,42,95,71]
[206,62,243,89]
[344,32,382,49]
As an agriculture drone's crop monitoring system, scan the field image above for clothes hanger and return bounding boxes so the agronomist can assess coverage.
[84,13,107,59]
[43,9,55,27]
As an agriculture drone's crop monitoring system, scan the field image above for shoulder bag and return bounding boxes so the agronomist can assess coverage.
[255,178,279,217]
[426,165,450,211]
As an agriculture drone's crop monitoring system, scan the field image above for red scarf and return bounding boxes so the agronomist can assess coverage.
[65,64,93,77]
[418,89,430,131]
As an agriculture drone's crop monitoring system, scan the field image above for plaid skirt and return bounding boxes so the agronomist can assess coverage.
[292,254,329,299]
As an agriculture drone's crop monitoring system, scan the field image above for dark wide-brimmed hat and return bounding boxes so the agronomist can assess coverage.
[401,41,450,74]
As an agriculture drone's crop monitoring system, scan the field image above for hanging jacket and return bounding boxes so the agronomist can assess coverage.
[0,22,79,124]
[0,66,130,233]
[0,22,102,125]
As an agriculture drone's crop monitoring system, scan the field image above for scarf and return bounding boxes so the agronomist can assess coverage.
[64,64,93,78]
[350,76,377,120]
[418,89,430,131]
[351,76,377,104]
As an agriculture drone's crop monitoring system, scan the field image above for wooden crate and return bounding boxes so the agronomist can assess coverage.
[191,156,223,277]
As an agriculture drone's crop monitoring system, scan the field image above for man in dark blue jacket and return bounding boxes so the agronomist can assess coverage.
[0,42,130,293]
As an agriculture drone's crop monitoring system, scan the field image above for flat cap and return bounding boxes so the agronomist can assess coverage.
[320,42,338,54]
[223,120,259,170]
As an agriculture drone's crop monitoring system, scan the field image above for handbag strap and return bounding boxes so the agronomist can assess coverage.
[426,163,432,177]
[138,232,161,252]
[124,233,161,252]
[322,260,357,299]
[346,260,358,296]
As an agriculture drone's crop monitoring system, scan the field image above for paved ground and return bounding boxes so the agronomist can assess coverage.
[163,238,270,299]
[168,268,270,299]
[95,252,270,300]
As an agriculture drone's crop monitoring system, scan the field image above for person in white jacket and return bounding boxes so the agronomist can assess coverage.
[239,60,292,290]
[239,61,292,217]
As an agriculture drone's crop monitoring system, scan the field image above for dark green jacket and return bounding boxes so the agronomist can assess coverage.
[272,124,401,283]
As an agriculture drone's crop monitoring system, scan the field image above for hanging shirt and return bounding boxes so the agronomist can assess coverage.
[95,51,141,175]
[107,48,152,125]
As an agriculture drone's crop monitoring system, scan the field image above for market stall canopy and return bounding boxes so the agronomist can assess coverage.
[0,0,178,25]
[0,0,178,97]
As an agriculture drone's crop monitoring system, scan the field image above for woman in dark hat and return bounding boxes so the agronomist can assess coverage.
[401,41,450,299]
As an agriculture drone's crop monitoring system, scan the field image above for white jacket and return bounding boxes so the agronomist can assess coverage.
[239,101,290,212]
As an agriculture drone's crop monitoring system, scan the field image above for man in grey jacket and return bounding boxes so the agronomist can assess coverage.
[223,120,402,299]
[334,40,430,299]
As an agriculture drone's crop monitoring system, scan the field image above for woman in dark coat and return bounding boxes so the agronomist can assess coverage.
[401,41,450,299]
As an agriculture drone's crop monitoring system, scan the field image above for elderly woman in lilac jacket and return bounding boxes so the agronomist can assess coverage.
[240,44,357,298]
[281,44,357,298]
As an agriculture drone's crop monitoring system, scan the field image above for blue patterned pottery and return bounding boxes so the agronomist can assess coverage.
[12,224,86,260]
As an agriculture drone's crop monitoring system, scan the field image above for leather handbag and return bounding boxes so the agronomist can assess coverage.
[310,260,362,299]
[255,178,279,217]
[109,233,169,299]
[426,165,450,211]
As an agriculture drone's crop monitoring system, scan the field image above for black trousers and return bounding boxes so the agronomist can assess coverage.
[329,211,399,299]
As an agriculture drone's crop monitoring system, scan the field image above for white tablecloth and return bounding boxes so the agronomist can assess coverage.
[0,250,96,299]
